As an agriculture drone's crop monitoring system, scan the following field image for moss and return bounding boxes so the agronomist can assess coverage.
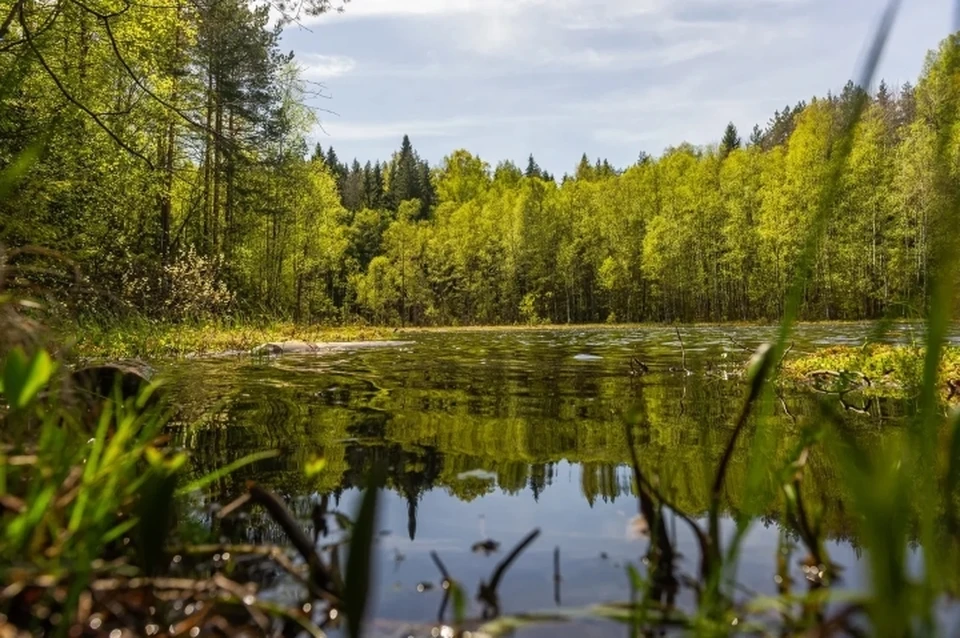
[783,344,960,397]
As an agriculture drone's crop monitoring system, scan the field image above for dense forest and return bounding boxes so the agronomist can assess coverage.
[2,0,959,326]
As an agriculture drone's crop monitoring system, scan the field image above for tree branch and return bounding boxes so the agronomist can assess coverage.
[0,0,23,40]
[19,2,154,168]
[100,15,232,148]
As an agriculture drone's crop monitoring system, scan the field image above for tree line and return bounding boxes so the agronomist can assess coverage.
[2,0,959,326]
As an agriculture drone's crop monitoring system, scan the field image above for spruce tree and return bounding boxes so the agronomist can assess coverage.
[417,160,435,218]
[342,159,365,212]
[372,162,385,209]
[361,161,375,208]
[748,124,764,147]
[525,153,542,179]
[325,146,346,189]
[720,122,741,159]
[388,134,419,210]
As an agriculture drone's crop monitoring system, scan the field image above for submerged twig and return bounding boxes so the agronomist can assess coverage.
[553,546,561,606]
[477,528,541,618]
[778,343,795,369]
[675,327,691,375]
[624,417,708,576]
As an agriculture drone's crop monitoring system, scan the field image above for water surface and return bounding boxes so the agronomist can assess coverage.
[165,323,948,634]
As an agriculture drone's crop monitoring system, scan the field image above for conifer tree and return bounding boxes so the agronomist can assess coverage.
[342,159,365,212]
[720,122,741,159]
[525,154,542,179]
[388,134,419,210]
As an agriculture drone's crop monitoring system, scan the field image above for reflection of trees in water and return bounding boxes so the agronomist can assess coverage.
[165,348,928,548]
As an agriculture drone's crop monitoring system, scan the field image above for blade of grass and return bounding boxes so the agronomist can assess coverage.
[912,26,960,607]
[175,449,281,496]
[344,465,384,638]
[720,0,901,610]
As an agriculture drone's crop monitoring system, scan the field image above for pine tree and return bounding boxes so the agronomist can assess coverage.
[749,124,764,147]
[311,143,324,162]
[720,122,741,159]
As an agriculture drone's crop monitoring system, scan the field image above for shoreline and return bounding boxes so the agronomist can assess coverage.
[60,318,945,361]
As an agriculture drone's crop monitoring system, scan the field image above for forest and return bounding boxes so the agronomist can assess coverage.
[2,0,959,327]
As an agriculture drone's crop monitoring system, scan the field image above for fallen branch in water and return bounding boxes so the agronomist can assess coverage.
[219,482,337,602]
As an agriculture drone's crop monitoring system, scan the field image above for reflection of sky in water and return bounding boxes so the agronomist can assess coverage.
[331,460,927,627]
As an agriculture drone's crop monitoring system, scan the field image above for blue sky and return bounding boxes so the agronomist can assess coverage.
[281,0,954,177]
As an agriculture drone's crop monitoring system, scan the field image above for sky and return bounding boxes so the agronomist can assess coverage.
[280,0,956,178]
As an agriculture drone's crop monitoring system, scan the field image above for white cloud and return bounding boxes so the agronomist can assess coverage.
[316,113,570,142]
[298,53,357,79]
[287,0,947,177]
[306,0,539,22]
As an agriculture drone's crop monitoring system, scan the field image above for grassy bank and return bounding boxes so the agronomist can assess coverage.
[62,319,396,361]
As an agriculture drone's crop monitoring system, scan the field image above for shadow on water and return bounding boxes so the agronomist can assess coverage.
[163,324,950,634]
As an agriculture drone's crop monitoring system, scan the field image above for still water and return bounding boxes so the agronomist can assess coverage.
[164,323,946,634]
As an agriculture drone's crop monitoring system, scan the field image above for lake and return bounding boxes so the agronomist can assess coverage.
[163,322,953,636]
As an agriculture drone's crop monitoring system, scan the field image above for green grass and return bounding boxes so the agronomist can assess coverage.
[61,318,395,360]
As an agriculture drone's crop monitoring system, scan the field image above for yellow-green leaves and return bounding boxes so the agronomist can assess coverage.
[304,455,327,478]
[1,347,57,410]
[144,444,188,474]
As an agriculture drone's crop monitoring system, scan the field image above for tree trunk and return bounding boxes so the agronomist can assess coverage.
[212,74,223,253]
[202,68,214,251]
[225,108,235,257]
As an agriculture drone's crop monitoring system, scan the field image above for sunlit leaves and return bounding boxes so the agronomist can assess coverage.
[1,347,57,410]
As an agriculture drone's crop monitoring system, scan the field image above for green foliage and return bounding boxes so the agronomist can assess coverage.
[1,347,56,409]
[1,346,172,600]
[5,11,960,328]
